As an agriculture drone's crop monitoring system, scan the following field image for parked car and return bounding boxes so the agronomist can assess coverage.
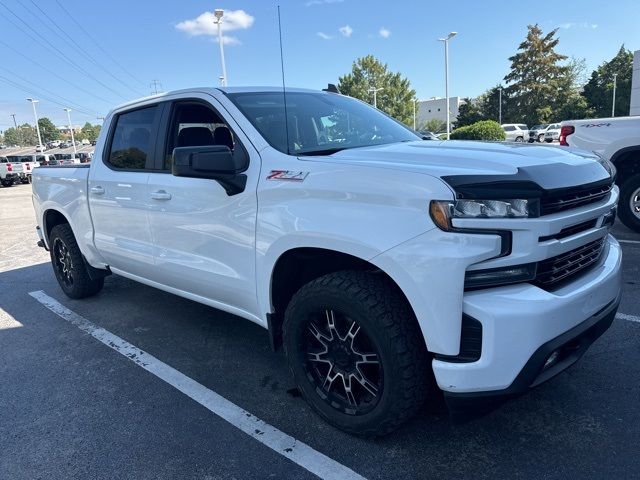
[52,153,81,165]
[35,144,46,152]
[47,140,61,149]
[0,144,6,150]
[501,124,529,142]
[90,139,97,146]
[26,154,57,166]
[528,124,550,143]
[0,156,20,186]
[59,142,71,149]
[10,155,39,183]
[81,139,90,146]
[418,131,441,141]
[33,87,621,436]
[560,115,640,232]
[544,123,561,142]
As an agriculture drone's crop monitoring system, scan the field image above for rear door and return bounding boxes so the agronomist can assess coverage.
[145,95,261,316]
[88,104,163,277]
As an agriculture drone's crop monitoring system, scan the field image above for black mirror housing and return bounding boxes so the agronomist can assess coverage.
[172,145,248,196]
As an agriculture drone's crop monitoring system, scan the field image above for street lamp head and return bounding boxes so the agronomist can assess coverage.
[448,31,457,39]
[27,98,38,103]
[64,108,71,113]
[214,9,224,21]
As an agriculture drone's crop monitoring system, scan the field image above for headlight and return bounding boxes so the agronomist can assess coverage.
[430,199,529,230]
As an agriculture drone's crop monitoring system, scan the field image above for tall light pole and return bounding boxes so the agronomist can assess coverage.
[413,97,418,130]
[437,31,457,140]
[64,108,77,154]
[27,98,43,148]
[214,9,228,86]
[498,87,503,124]
[612,73,618,117]
[368,87,383,108]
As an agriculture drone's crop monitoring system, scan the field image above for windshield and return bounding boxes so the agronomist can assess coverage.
[226,91,420,155]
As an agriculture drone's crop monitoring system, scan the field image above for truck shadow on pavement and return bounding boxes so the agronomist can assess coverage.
[1,262,638,480]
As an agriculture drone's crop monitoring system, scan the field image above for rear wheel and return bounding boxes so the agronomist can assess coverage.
[515,136,524,142]
[618,173,640,233]
[283,271,429,436]
[1,180,12,187]
[538,134,545,142]
[49,223,104,299]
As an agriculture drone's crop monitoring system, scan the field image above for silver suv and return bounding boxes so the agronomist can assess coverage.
[501,124,529,142]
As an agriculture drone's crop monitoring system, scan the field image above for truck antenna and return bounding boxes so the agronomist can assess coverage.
[277,5,291,156]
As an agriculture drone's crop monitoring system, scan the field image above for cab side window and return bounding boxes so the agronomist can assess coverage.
[108,106,158,170]
[164,102,236,170]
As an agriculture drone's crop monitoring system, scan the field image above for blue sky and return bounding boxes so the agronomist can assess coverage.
[1,0,638,131]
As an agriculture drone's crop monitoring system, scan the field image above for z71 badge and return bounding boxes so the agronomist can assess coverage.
[266,170,309,181]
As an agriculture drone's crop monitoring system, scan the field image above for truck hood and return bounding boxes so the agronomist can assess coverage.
[300,140,610,190]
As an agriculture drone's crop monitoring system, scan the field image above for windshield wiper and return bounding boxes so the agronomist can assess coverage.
[296,147,348,156]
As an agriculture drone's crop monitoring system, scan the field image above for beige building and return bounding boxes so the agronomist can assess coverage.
[416,97,465,130]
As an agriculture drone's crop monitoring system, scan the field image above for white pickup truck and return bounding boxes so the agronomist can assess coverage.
[0,156,21,187]
[32,87,622,435]
[560,116,640,232]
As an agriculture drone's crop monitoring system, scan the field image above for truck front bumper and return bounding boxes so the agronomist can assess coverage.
[433,235,622,399]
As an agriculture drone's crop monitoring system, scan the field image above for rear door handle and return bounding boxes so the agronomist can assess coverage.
[150,190,172,201]
[90,186,105,195]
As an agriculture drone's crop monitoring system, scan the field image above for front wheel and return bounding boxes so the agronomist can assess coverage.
[618,174,640,233]
[283,271,429,436]
[515,136,524,142]
[1,180,12,187]
[538,134,545,142]
[49,223,104,299]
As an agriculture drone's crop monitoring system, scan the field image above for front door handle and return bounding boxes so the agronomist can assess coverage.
[151,190,172,201]
[90,186,105,195]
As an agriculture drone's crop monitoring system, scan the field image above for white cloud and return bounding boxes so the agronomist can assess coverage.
[176,9,254,44]
[558,22,598,30]
[339,25,353,37]
[379,27,391,38]
[306,0,344,6]
[317,32,333,40]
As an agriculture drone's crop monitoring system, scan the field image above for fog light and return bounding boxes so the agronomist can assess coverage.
[464,263,536,289]
[543,350,560,370]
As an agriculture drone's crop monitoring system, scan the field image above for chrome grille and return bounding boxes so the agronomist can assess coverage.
[534,238,606,289]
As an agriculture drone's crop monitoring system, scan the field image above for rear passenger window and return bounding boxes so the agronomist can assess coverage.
[108,106,157,170]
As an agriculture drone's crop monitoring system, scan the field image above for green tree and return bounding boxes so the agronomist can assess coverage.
[37,117,60,143]
[504,25,568,126]
[454,98,484,127]
[3,124,37,146]
[338,55,416,125]
[422,119,446,132]
[80,122,101,142]
[582,45,633,117]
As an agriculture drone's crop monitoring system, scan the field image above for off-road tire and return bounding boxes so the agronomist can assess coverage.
[618,173,640,233]
[49,223,104,299]
[283,270,429,436]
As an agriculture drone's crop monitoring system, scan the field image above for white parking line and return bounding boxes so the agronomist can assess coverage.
[618,239,640,245]
[616,312,640,323]
[28,290,366,480]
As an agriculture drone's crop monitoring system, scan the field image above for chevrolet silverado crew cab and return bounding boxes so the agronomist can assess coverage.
[32,87,622,436]
[560,115,640,233]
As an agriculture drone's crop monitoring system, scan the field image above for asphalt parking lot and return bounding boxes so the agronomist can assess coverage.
[1,183,639,480]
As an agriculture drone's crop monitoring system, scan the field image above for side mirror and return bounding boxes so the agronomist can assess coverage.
[172,145,248,196]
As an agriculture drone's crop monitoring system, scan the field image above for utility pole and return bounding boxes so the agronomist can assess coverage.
[612,73,618,117]
[27,98,43,148]
[64,108,77,154]
[368,87,383,109]
[10,114,17,128]
[214,9,228,86]
[413,98,417,130]
[150,79,162,95]
[498,87,503,124]
[438,31,457,140]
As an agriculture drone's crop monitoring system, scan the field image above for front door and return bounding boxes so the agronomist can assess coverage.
[146,97,260,317]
